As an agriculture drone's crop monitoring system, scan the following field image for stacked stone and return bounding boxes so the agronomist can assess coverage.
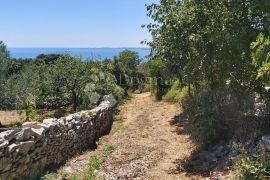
[0,99,114,179]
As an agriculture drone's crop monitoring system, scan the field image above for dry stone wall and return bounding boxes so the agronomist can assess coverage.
[0,97,115,180]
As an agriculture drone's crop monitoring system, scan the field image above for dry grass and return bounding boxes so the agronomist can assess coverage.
[0,111,21,126]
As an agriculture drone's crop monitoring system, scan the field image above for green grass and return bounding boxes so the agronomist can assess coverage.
[80,144,115,180]
[112,109,126,133]
[84,155,104,180]
[104,144,114,156]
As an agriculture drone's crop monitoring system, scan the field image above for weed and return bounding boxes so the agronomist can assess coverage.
[233,149,270,180]
[104,144,114,156]
[83,155,104,180]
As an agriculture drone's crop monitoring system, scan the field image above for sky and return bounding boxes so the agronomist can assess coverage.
[0,0,158,48]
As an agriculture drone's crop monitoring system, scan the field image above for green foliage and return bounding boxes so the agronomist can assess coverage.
[85,155,104,180]
[25,100,40,122]
[54,108,67,118]
[113,85,126,102]
[0,41,9,81]
[145,0,270,99]
[178,85,194,102]
[0,41,11,109]
[49,55,93,111]
[113,49,142,90]
[145,0,270,149]
[104,144,114,156]
[148,58,170,100]
[0,48,140,122]
[0,65,38,110]
[233,150,270,180]
[252,33,270,101]
[164,80,195,106]
[117,50,141,75]
[163,80,181,102]
[36,54,64,64]
[18,97,41,122]
[184,94,224,149]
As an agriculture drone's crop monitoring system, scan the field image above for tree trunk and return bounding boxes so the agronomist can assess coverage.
[72,90,78,112]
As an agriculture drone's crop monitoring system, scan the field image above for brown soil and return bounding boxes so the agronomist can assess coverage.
[0,111,20,126]
[58,92,212,179]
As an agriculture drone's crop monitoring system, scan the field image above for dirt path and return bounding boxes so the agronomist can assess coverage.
[59,92,205,179]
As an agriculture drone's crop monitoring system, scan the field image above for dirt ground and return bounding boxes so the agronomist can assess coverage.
[0,111,20,126]
[58,92,213,179]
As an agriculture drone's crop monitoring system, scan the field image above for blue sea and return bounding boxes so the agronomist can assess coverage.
[8,48,151,60]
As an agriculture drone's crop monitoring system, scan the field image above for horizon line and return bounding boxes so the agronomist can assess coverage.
[8,47,150,49]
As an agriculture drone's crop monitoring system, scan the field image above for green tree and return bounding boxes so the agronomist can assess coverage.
[49,55,93,111]
[252,33,270,100]
[113,50,141,90]
[0,41,9,85]
[145,0,270,148]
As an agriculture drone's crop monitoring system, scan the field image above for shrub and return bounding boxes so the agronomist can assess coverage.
[54,108,67,118]
[183,92,225,149]
[233,150,270,180]
[19,97,41,122]
[164,80,195,103]
[113,85,126,101]
[25,99,40,122]
[163,80,181,102]
[104,144,114,156]
[84,155,104,180]
[141,84,151,93]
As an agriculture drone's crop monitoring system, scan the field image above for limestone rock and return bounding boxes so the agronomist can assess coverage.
[261,134,270,151]
[65,115,75,122]
[22,122,43,129]
[15,128,33,141]
[0,140,9,149]
[103,94,117,107]
[0,98,113,180]
[0,158,12,172]
[8,144,18,152]
[17,141,34,154]
[31,128,45,138]
[42,118,59,129]
[0,129,20,141]
[8,141,34,154]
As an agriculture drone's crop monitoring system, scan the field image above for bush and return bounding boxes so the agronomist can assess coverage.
[163,80,181,102]
[18,97,41,122]
[183,92,226,149]
[164,80,195,103]
[233,150,270,180]
[54,108,67,118]
[113,85,126,101]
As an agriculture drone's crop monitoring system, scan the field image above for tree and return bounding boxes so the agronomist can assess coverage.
[0,41,9,83]
[145,0,269,106]
[113,50,141,90]
[0,41,10,109]
[145,0,270,148]
[49,55,93,111]
[252,33,270,100]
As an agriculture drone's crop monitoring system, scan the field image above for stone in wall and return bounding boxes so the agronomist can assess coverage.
[0,97,115,180]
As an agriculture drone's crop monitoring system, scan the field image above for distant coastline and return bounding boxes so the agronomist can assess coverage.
[8,48,151,60]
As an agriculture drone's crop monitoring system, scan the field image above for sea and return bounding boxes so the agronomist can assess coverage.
[8,48,151,61]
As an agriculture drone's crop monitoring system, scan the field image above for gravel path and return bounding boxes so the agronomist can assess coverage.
[96,93,202,180]
[60,92,205,179]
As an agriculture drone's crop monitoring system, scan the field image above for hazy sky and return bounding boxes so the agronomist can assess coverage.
[0,0,157,48]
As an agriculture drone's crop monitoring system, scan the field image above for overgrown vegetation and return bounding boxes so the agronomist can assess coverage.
[2,0,270,178]
[142,0,270,177]
[42,143,115,180]
[144,0,270,147]
[233,148,270,179]
[0,43,144,125]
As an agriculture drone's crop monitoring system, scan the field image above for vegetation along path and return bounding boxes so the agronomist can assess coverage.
[54,93,205,180]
